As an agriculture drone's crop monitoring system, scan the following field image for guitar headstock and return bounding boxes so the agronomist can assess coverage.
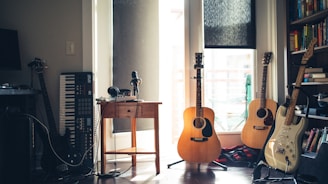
[28,57,47,73]
[194,52,204,69]
[262,52,273,65]
[302,38,317,64]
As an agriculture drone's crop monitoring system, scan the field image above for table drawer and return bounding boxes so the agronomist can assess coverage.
[116,105,142,117]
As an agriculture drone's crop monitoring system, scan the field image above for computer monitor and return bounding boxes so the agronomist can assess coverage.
[0,28,21,71]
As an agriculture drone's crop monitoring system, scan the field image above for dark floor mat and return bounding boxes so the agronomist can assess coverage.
[215,145,260,167]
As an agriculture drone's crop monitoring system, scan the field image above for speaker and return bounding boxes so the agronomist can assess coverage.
[108,86,120,97]
[108,86,131,99]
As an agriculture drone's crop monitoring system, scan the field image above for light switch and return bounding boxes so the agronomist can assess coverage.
[66,41,75,55]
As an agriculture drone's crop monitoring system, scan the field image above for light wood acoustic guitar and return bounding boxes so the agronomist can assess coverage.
[241,52,278,149]
[264,38,316,173]
[177,53,221,163]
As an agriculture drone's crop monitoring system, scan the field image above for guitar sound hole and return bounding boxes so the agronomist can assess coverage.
[257,108,267,118]
[202,119,213,137]
[193,118,204,128]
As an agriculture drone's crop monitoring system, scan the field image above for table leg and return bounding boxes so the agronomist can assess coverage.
[131,118,137,166]
[154,109,160,174]
[101,118,106,174]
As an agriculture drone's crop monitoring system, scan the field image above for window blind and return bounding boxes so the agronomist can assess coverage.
[204,0,256,48]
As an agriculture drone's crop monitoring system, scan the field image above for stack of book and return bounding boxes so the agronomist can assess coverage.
[303,67,328,82]
[304,127,328,153]
[288,0,328,51]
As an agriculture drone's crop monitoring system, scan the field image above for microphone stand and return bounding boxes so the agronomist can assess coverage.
[130,78,142,101]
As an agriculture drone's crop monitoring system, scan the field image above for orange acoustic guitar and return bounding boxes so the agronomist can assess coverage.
[241,52,278,149]
[177,53,221,163]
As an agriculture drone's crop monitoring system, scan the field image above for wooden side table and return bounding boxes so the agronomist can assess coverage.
[99,101,162,175]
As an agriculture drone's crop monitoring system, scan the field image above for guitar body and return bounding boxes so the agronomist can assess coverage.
[241,98,277,149]
[241,52,276,149]
[40,132,70,172]
[263,38,317,173]
[177,107,221,163]
[264,105,308,173]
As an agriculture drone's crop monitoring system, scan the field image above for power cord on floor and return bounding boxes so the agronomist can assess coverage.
[22,113,97,183]
[97,128,121,178]
[24,113,94,168]
[96,112,133,178]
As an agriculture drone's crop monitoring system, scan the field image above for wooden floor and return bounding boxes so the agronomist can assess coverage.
[39,160,253,184]
[34,152,302,184]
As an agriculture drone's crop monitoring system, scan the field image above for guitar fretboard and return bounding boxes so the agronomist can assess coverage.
[195,53,203,117]
[260,64,268,108]
[285,38,317,126]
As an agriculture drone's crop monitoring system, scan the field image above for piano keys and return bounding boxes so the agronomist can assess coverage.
[59,72,94,169]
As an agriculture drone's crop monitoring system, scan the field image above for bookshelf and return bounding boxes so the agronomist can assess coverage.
[287,0,328,183]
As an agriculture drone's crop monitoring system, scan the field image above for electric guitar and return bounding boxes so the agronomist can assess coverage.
[241,52,278,149]
[264,38,317,173]
[177,53,221,163]
[29,58,70,173]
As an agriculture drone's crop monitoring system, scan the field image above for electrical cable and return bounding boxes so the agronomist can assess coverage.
[23,113,95,168]
[96,98,135,178]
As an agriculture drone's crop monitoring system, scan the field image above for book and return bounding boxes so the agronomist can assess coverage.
[290,32,295,51]
[305,128,317,152]
[322,127,328,143]
[304,67,323,73]
[304,77,328,82]
[304,72,328,78]
[309,128,320,152]
[317,127,327,152]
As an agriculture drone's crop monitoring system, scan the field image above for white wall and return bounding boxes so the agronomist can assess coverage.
[0,0,288,157]
[0,0,84,125]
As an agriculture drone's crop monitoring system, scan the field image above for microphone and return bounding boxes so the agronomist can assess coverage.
[130,71,142,96]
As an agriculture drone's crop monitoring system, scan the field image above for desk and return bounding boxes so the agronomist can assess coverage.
[99,101,162,175]
[0,88,39,183]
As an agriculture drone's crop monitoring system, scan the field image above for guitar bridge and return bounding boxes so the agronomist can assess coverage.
[191,137,208,142]
[253,126,268,130]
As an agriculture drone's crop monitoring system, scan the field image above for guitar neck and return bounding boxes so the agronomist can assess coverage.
[285,63,307,126]
[196,67,202,117]
[38,72,58,135]
[260,64,268,108]
[194,52,204,118]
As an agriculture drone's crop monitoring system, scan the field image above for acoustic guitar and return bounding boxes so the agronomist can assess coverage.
[264,38,316,173]
[241,52,278,149]
[177,53,221,163]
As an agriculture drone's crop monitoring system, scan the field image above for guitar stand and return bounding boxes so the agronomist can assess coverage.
[252,161,298,184]
[167,159,228,171]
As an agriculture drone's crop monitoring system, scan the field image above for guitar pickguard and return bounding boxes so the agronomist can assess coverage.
[202,118,213,137]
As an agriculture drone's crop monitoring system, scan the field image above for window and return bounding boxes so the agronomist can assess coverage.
[203,0,255,132]
[203,49,254,132]
[160,0,255,145]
